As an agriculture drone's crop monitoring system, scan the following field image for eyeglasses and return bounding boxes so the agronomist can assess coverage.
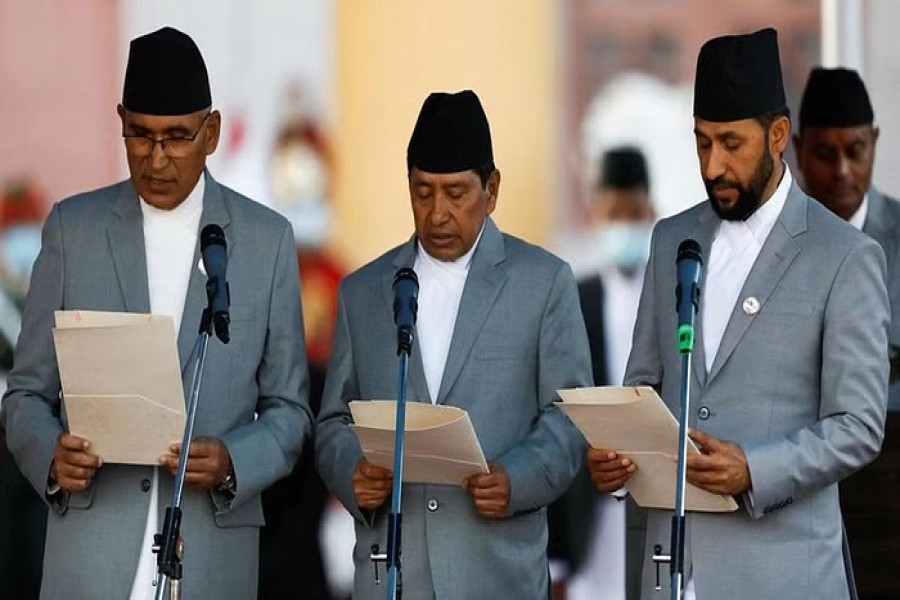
[122,111,211,158]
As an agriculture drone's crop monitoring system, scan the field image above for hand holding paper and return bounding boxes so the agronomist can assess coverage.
[349,400,489,487]
[50,432,102,493]
[52,310,186,466]
[557,386,738,512]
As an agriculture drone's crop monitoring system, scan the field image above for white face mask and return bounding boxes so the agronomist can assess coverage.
[594,222,652,272]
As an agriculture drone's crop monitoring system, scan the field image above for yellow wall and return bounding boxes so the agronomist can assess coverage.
[333,0,560,269]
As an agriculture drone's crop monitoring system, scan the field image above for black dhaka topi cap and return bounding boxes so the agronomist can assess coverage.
[407,90,493,174]
[600,147,649,190]
[122,26,211,116]
[799,67,874,128]
[694,28,786,122]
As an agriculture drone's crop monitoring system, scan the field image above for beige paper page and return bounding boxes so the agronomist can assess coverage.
[349,400,489,486]
[557,386,738,512]
[52,311,186,465]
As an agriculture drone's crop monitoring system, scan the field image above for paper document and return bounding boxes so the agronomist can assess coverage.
[557,386,738,512]
[52,310,186,465]
[349,400,489,486]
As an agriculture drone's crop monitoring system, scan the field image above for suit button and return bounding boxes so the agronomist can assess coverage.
[141,478,151,492]
[426,499,439,512]
[698,406,710,420]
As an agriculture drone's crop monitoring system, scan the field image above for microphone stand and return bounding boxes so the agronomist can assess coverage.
[668,321,695,600]
[369,328,414,600]
[152,306,217,600]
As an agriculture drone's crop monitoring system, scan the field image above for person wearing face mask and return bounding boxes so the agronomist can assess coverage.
[548,147,654,600]
[794,67,900,600]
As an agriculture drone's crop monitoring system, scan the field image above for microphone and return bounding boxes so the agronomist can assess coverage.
[675,239,702,353]
[392,268,419,356]
[200,224,230,344]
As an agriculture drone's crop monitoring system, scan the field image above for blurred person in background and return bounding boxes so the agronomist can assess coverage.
[549,147,654,600]
[0,26,312,599]
[794,66,900,600]
[258,87,342,600]
[316,89,592,599]
[588,28,888,599]
[0,177,47,600]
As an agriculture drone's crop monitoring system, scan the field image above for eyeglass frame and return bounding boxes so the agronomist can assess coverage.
[121,110,213,158]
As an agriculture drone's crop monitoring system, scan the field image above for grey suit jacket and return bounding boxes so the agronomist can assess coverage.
[0,172,312,599]
[315,217,592,600]
[625,181,889,600]
[863,187,900,411]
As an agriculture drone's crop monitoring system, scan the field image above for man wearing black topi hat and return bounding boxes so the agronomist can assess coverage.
[795,66,900,600]
[0,27,312,599]
[587,28,888,599]
[316,90,592,599]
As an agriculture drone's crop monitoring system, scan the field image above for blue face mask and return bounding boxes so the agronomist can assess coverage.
[2,225,42,283]
[595,223,652,272]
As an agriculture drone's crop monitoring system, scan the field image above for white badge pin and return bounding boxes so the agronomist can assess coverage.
[198,257,206,276]
[742,296,760,316]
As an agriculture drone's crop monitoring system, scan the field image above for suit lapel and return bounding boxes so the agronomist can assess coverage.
[437,218,507,403]
[386,238,432,404]
[177,172,233,371]
[689,205,719,388]
[707,183,806,384]
[107,184,151,313]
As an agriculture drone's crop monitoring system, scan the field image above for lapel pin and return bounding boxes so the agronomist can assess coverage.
[742,296,760,316]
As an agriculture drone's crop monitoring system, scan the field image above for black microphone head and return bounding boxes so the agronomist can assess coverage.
[677,239,703,265]
[199,223,229,343]
[393,267,419,355]
[201,224,226,250]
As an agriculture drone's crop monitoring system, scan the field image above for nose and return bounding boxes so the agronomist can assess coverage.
[149,140,171,170]
[702,145,727,182]
[430,195,450,225]
[835,155,852,180]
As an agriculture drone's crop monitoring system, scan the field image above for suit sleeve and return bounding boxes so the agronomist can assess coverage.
[743,238,889,518]
[217,222,313,511]
[314,284,369,523]
[0,204,67,509]
[496,262,593,515]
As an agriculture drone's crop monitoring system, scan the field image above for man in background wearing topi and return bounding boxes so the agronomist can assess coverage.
[549,146,653,600]
[0,26,312,599]
[315,89,592,599]
[794,66,900,600]
[586,28,889,599]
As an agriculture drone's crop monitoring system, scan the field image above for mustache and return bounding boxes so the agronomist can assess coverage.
[704,176,742,190]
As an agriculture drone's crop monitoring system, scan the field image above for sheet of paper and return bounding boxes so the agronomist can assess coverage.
[52,310,186,465]
[557,386,738,512]
[349,400,489,486]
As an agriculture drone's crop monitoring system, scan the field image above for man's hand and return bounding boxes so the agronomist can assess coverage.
[159,437,232,491]
[687,429,751,495]
[353,458,393,510]
[586,447,635,493]
[463,463,510,519]
[50,433,102,493]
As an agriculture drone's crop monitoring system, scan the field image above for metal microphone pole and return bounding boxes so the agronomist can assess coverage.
[384,345,410,600]
[670,322,694,600]
[153,308,213,600]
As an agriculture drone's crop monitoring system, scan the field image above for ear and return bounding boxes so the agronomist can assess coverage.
[769,115,790,157]
[205,110,222,156]
[117,104,126,126]
[486,169,501,215]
